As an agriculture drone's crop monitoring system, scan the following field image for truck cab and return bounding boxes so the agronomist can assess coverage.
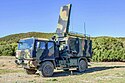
[15,37,57,76]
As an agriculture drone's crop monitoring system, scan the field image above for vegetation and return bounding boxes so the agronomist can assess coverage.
[92,37,125,62]
[0,32,125,62]
[0,32,54,56]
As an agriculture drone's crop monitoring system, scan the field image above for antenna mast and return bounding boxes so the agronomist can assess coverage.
[84,22,86,36]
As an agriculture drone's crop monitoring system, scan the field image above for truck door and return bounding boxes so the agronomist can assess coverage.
[35,41,46,60]
[47,42,54,57]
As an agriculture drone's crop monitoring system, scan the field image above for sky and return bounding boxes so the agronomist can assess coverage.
[0,0,125,37]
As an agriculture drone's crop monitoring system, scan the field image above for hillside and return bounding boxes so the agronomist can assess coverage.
[0,32,125,62]
[0,32,54,44]
[0,32,54,56]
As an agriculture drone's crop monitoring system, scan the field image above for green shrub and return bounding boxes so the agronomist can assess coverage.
[92,37,125,62]
[0,32,125,62]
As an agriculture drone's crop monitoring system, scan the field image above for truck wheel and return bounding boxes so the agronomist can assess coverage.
[78,60,87,72]
[25,69,36,74]
[39,61,54,77]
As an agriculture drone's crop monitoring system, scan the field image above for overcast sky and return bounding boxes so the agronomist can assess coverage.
[0,0,125,37]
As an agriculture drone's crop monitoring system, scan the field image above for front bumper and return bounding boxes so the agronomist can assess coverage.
[15,58,38,69]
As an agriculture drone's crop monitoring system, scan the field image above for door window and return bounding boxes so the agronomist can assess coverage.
[48,42,54,49]
[48,42,54,55]
[35,41,46,58]
[40,42,46,49]
[36,41,46,49]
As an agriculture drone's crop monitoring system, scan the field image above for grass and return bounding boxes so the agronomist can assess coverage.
[1,63,125,83]
[42,63,125,83]
[0,56,125,83]
[0,69,24,74]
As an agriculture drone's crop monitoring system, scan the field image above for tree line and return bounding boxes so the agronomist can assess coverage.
[92,37,125,62]
[0,32,125,62]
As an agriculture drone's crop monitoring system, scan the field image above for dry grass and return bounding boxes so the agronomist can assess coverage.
[0,56,125,83]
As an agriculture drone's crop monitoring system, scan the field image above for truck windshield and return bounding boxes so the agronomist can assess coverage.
[18,39,34,50]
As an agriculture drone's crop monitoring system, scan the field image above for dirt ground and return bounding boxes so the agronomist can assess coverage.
[0,56,125,83]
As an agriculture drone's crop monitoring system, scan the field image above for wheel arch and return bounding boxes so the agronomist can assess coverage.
[40,59,56,69]
[78,57,88,68]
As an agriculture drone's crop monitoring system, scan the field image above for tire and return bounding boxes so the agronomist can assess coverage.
[39,61,54,77]
[63,69,69,71]
[25,69,36,74]
[78,59,87,72]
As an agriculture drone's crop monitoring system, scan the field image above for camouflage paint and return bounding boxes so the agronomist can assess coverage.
[36,48,44,62]
[35,41,55,61]
[83,39,92,57]
[56,4,72,37]
[77,39,83,56]
[66,37,92,58]
[16,49,37,68]
[86,40,90,57]
[16,50,31,60]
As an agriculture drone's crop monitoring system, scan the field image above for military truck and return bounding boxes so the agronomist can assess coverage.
[15,4,92,77]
